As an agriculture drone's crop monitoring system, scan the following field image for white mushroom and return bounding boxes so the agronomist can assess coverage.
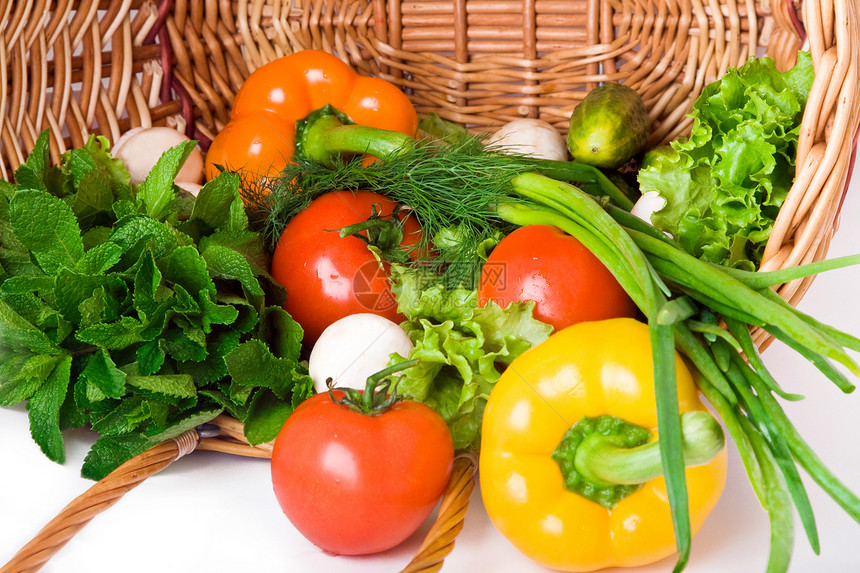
[486,118,569,161]
[112,126,204,185]
[308,313,414,394]
[174,181,203,196]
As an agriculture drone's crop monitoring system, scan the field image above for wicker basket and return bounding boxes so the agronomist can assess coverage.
[1,0,858,572]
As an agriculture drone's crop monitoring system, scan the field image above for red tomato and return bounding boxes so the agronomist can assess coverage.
[270,190,422,343]
[477,224,637,331]
[271,390,454,555]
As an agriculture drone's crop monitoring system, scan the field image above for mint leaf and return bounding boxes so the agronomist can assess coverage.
[81,433,150,480]
[225,195,249,232]
[80,348,127,398]
[163,324,208,363]
[0,354,62,405]
[0,298,60,355]
[133,248,162,315]
[257,306,304,359]
[243,390,293,445]
[73,168,114,227]
[54,269,126,325]
[9,189,84,274]
[202,244,264,297]
[199,230,272,277]
[0,275,55,294]
[225,339,300,400]
[75,242,122,275]
[90,397,150,436]
[177,329,241,385]
[187,172,241,232]
[27,354,72,463]
[64,135,132,191]
[136,141,197,221]
[15,131,51,190]
[79,286,121,328]
[158,245,215,298]
[109,216,180,261]
[76,316,145,349]
[137,340,166,376]
[199,290,239,332]
[126,373,196,404]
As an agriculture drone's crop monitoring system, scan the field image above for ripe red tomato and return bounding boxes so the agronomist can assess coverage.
[271,390,454,555]
[477,224,637,331]
[270,190,422,343]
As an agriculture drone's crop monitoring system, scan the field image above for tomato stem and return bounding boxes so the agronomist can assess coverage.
[329,358,420,415]
[552,411,724,508]
[337,203,411,264]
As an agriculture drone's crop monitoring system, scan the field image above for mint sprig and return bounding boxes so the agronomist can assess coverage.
[0,131,312,480]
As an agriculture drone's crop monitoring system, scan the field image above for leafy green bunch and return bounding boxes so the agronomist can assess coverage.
[388,265,553,450]
[0,132,312,480]
[638,52,815,270]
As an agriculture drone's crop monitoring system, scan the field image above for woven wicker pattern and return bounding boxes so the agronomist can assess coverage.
[0,0,187,179]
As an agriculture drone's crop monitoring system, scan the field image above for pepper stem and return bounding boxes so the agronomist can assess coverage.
[576,411,725,487]
[552,411,724,508]
[295,104,414,167]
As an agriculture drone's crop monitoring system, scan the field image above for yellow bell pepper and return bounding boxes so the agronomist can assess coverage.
[480,318,727,572]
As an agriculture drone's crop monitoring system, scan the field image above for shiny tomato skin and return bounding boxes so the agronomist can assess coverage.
[270,190,422,343]
[204,111,295,183]
[271,391,454,555]
[477,224,637,331]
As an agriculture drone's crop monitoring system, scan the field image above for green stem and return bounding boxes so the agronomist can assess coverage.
[629,228,860,376]
[330,358,419,415]
[726,350,820,554]
[524,158,635,210]
[724,317,803,401]
[576,411,724,486]
[296,105,414,167]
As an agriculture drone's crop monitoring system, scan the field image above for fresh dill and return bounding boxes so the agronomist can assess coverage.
[255,134,620,287]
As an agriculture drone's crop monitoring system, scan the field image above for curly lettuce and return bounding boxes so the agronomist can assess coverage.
[637,52,814,270]
[388,265,552,450]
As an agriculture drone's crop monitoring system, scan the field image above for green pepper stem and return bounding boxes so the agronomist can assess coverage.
[576,411,725,487]
[296,104,414,167]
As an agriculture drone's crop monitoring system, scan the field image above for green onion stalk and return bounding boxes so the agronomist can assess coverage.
[256,107,860,573]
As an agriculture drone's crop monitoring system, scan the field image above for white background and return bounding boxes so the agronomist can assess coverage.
[2,152,859,573]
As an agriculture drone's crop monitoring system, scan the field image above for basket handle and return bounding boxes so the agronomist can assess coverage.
[2,421,477,573]
[0,429,202,573]
[399,454,478,573]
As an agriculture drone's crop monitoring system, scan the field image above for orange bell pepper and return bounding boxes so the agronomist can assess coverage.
[205,50,417,182]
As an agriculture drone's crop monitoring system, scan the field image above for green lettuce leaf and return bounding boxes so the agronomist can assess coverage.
[638,53,814,270]
[389,265,552,450]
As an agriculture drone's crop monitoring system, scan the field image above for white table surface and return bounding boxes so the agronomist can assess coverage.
[2,152,860,573]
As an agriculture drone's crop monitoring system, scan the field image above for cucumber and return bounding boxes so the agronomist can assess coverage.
[566,83,650,169]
